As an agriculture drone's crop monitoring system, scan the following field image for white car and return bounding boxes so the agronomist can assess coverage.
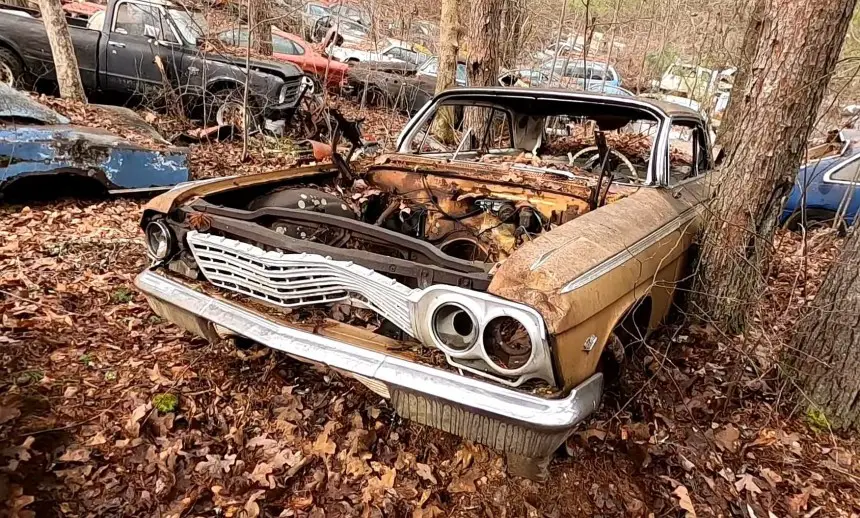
[330,38,430,66]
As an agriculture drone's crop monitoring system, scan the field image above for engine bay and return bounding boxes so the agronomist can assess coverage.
[190,156,635,290]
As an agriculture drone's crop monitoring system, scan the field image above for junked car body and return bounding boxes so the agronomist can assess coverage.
[0,83,189,197]
[782,129,860,229]
[135,88,712,478]
[330,38,431,66]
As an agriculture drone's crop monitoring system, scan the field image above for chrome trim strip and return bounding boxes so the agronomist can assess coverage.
[135,270,603,430]
[559,208,697,294]
[822,151,860,186]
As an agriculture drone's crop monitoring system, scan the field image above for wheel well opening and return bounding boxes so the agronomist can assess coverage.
[614,295,653,349]
[1,173,108,202]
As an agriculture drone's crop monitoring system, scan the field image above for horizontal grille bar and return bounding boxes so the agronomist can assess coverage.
[186,231,416,333]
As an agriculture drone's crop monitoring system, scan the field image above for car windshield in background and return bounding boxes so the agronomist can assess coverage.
[419,59,467,84]
[170,9,207,45]
[331,17,367,35]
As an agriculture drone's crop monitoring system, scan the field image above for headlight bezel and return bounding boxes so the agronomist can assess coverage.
[410,285,555,387]
[145,219,174,261]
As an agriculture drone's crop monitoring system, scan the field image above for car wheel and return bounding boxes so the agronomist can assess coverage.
[0,48,24,87]
[783,208,843,233]
[211,89,262,132]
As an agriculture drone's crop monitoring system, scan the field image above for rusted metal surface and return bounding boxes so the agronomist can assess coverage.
[0,124,189,193]
[488,176,710,388]
[142,162,339,215]
[0,84,70,125]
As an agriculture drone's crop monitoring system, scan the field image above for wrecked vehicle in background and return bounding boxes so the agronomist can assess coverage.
[0,84,189,197]
[0,0,307,128]
[134,88,713,478]
[782,129,860,230]
[330,38,431,67]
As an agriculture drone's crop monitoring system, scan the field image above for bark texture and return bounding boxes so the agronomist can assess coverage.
[787,229,860,431]
[714,0,765,151]
[499,0,524,69]
[693,0,856,334]
[249,0,273,56]
[432,0,460,144]
[466,0,503,88]
[37,0,87,101]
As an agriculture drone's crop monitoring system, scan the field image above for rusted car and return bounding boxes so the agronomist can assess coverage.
[135,88,713,478]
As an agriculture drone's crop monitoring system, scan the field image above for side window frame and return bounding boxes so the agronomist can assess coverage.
[825,154,860,185]
[667,117,712,186]
[111,0,179,43]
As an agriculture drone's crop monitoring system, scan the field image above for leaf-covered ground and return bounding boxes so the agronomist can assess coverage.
[1,101,859,516]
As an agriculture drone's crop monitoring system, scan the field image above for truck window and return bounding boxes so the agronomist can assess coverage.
[114,2,177,43]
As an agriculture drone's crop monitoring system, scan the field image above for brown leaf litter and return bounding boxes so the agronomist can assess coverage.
[0,151,859,517]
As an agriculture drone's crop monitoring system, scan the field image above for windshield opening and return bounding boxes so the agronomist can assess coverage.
[405,96,665,185]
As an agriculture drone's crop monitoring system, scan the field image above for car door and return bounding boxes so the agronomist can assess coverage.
[103,0,181,97]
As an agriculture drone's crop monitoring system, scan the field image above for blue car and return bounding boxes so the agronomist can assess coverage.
[781,131,860,230]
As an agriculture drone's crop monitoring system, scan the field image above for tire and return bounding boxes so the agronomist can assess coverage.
[209,88,263,132]
[783,208,843,232]
[0,47,24,87]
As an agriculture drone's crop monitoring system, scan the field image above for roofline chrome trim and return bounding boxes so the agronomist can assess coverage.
[822,151,860,186]
[135,270,603,430]
[559,207,698,294]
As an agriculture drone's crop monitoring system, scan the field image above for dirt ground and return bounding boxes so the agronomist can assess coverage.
[2,101,860,517]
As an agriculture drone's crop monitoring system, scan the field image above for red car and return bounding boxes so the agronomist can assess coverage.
[217,28,348,91]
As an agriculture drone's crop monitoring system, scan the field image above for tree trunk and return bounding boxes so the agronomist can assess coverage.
[714,0,765,153]
[432,0,460,144]
[249,0,273,56]
[786,228,860,431]
[466,0,503,88]
[499,0,522,69]
[37,0,86,102]
[693,0,856,334]
[465,0,504,138]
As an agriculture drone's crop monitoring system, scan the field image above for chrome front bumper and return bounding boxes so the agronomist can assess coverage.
[135,270,603,478]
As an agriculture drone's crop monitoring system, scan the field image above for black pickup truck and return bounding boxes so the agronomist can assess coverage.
[0,0,308,125]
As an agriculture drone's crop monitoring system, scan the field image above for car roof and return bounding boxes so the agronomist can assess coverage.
[431,87,704,120]
[272,28,305,42]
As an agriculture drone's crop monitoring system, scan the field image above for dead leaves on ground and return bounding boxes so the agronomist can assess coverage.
[1,164,859,518]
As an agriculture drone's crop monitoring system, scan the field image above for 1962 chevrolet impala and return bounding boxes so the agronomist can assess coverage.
[135,88,713,478]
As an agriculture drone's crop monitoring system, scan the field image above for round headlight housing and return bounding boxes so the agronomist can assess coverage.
[482,316,533,372]
[145,220,173,260]
[431,302,479,353]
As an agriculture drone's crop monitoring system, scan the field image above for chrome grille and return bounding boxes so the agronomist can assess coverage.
[280,77,304,106]
[186,232,416,333]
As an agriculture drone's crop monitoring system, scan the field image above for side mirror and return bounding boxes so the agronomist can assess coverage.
[143,24,159,38]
